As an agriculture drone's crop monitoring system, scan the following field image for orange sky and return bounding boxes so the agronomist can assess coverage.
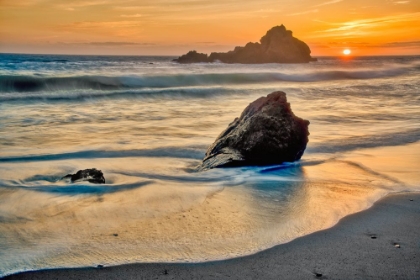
[0,0,419,56]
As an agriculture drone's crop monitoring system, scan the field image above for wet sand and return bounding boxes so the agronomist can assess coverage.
[4,192,420,280]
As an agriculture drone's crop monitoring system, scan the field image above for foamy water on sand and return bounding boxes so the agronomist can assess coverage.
[0,54,419,276]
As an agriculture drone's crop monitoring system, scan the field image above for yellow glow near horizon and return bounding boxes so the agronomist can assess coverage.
[0,0,419,56]
[343,49,351,55]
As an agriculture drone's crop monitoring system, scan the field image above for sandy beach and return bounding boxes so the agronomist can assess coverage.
[4,192,419,280]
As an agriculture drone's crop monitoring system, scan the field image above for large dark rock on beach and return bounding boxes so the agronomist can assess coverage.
[61,168,105,184]
[174,25,316,64]
[198,91,309,171]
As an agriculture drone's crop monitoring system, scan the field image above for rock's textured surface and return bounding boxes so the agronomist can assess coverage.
[174,25,316,64]
[198,91,310,171]
[62,168,105,184]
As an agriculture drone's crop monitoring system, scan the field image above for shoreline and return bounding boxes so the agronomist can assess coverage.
[3,192,419,280]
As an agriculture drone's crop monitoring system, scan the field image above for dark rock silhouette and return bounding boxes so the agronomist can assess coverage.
[197,91,309,171]
[174,25,316,64]
[174,50,210,63]
[62,168,105,184]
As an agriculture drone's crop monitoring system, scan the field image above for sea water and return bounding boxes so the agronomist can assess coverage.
[0,54,419,276]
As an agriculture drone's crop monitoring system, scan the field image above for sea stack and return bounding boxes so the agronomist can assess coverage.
[174,25,316,64]
[197,91,310,171]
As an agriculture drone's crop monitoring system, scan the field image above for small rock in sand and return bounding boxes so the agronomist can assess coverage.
[61,168,105,184]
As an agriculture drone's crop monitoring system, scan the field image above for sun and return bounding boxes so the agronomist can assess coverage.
[343,49,351,55]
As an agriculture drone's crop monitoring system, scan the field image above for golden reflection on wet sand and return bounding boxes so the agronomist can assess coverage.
[2,142,417,273]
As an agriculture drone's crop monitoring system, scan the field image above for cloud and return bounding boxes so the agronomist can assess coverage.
[55,0,141,11]
[313,12,420,37]
[120,14,142,18]
[381,41,420,48]
[311,40,420,49]
[55,0,117,11]
[394,1,409,4]
[57,41,155,47]
[114,5,148,11]
[289,9,319,16]
[112,0,280,21]
[196,42,216,44]
[69,0,110,6]
[306,42,332,49]
[0,0,46,7]
[88,42,151,46]
[354,41,420,49]
[327,41,370,45]
[312,0,343,8]
[59,21,143,30]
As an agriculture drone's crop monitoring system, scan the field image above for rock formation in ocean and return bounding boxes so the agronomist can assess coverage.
[173,25,316,64]
[197,91,310,171]
[61,168,105,184]
[174,50,210,64]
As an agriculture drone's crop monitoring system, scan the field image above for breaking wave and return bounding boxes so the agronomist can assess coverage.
[0,65,412,94]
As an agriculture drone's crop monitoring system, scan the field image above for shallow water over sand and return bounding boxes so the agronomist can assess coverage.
[0,54,419,276]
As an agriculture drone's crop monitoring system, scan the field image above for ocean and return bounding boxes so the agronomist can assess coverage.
[0,53,419,277]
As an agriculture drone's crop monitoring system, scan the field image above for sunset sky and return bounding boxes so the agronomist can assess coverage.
[1,0,419,56]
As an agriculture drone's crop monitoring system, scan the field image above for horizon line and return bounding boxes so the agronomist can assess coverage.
[1,52,419,58]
